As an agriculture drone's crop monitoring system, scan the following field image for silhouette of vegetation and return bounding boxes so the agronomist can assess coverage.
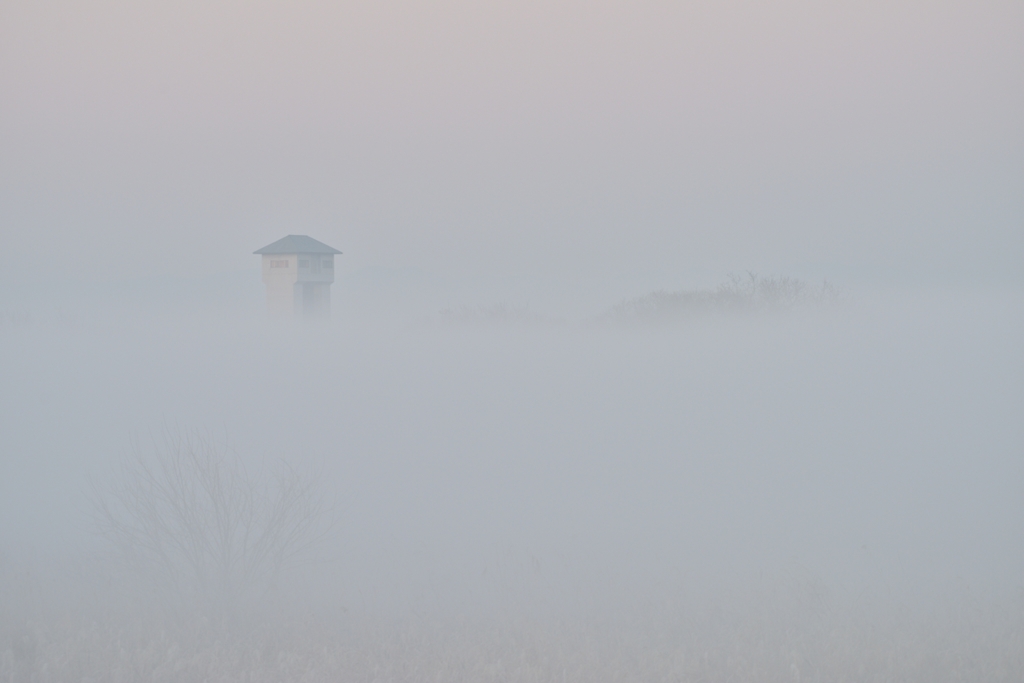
[92,429,334,619]
[602,273,843,324]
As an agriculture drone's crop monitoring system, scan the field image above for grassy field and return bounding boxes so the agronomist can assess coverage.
[3,570,1023,683]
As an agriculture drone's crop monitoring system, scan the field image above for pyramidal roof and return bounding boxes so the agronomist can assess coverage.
[254,235,342,255]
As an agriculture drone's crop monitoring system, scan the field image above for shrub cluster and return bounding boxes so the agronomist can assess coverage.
[603,273,842,324]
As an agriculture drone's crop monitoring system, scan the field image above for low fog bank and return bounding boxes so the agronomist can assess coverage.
[2,283,1023,678]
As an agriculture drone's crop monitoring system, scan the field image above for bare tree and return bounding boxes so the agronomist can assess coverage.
[92,429,335,617]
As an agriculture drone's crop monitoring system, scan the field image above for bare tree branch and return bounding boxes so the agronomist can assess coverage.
[91,428,337,617]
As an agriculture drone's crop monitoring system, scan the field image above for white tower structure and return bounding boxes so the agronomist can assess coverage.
[254,235,342,318]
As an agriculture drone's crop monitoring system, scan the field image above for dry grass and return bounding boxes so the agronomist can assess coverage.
[3,588,1022,682]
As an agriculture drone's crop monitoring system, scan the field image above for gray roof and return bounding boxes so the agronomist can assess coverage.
[254,235,342,255]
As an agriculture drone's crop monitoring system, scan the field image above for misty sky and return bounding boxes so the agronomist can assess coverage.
[2,0,1022,312]
[2,6,1024,678]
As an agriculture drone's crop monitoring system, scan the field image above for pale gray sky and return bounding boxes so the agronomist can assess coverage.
[1,0,1021,310]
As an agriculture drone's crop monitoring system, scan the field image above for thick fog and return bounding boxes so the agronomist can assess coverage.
[2,0,1023,680]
